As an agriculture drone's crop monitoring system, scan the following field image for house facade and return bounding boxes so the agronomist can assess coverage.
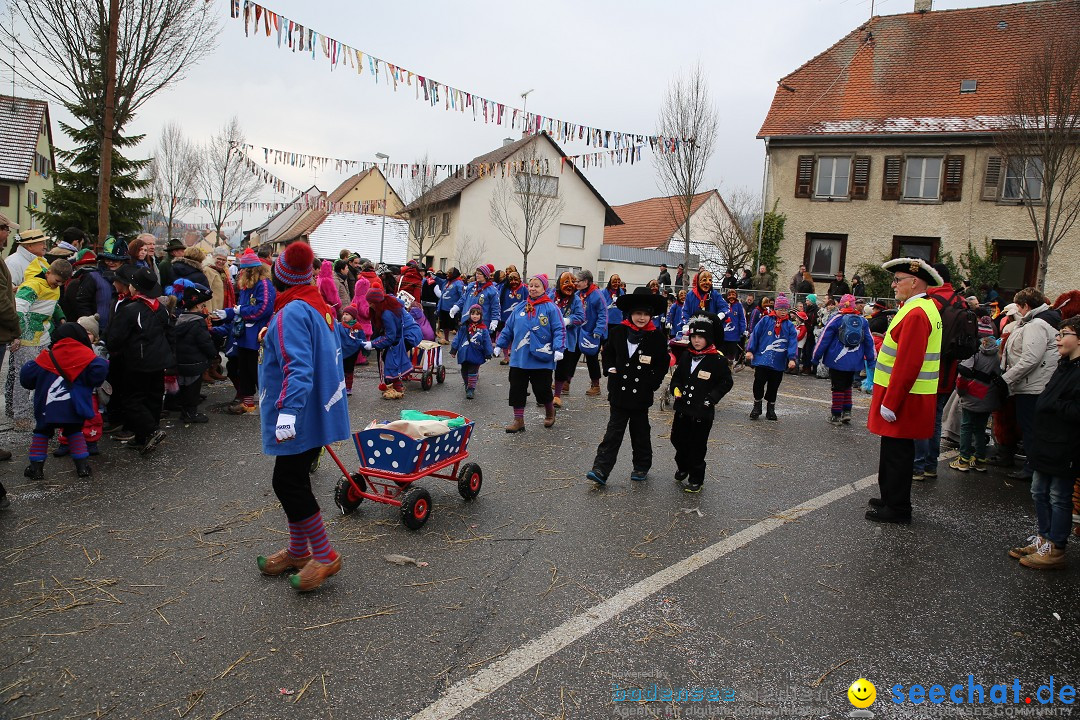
[402,133,621,279]
[0,95,55,235]
[757,0,1080,299]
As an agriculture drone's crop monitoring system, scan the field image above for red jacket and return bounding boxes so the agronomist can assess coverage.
[926,282,964,394]
[867,302,937,439]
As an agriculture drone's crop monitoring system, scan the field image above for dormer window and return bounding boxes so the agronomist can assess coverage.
[960,80,977,93]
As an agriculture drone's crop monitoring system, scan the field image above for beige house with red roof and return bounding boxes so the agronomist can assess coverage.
[758,0,1080,298]
[0,95,54,236]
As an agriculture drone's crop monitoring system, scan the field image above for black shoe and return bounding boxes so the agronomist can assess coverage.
[841,410,851,425]
[674,469,688,482]
[630,469,648,482]
[181,412,209,424]
[0,447,11,461]
[199,392,208,400]
[73,458,92,478]
[586,470,606,486]
[23,461,44,480]
[865,506,911,525]
[923,468,938,480]
[0,493,9,509]
[750,401,762,420]
[139,430,166,455]
[1007,469,1033,481]
[112,429,135,443]
[766,403,778,421]
[868,497,885,508]
[683,483,702,493]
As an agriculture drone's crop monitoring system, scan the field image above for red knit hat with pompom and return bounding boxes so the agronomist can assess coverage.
[275,241,314,286]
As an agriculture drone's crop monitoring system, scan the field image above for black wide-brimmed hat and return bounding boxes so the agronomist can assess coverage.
[616,286,667,316]
[882,257,943,286]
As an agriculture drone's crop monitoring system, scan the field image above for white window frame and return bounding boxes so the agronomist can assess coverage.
[813,156,851,200]
[413,219,423,239]
[514,173,559,198]
[557,223,585,249]
[902,156,943,201]
[441,212,450,235]
[1002,157,1043,201]
[428,216,437,237]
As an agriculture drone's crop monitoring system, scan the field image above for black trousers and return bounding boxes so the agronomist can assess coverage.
[105,355,127,423]
[459,362,479,382]
[592,405,652,476]
[343,351,359,375]
[830,369,855,391]
[229,347,259,397]
[124,371,163,442]
[671,412,713,485]
[878,436,914,515]
[752,366,784,403]
[272,446,323,522]
[720,341,741,364]
[555,350,579,382]
[508,367,553,407]
[177,375,204,412]
[583,351,602,382]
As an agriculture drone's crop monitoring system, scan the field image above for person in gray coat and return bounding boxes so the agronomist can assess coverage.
[949,316,1003,472]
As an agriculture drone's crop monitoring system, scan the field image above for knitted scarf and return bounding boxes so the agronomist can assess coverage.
[524,293,552,317]
[274,283,332,321]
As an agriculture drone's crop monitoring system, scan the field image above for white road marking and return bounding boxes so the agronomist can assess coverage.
[409,473,879,720]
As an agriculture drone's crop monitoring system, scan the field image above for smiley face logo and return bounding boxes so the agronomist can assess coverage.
[848,678,876,709]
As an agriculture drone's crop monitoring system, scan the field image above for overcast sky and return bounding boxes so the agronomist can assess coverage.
[26,0,1023,228]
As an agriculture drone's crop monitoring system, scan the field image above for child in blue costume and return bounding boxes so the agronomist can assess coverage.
[256,241,350,593]
[437,268,465,345]
[496,274,566,433]
[20,322,108,480]
[216,249,275,415]
[745,294,799,421]
[575,269,609,396]
[548,271,585,408]
[720,288,747,362]
[450,304,494,400]
[336,304,368,397]
[451,263,501,333]
[364,286,411,400]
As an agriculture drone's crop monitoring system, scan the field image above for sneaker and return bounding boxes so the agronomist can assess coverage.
[684,483,702,493]
[1008,534,1044,559]
[948,456,971,472]
[290,555,342,592]
[1019,540,1068,570]
[465,388,475,400]
[111,430,136,443]
[828,414,842,426]
[674,469,688,482]
[630,469,648,482]
[971,457,988,473]
[586,470,606,486]
[181,412,209,424]
[139,430,166,455]
[940,437,959,450]
[911,470,926,481]
[923,467,938,479]
[841,410,852,424]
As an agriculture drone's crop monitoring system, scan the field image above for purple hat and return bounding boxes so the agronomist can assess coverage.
[530,273,549,292]
[839,293,856,309]
[978,315,995,337]
[774,294,791,310]
[467,303,483,316]
[274,241,315,286]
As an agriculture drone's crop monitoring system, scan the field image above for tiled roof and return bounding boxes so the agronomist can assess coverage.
[307,213,409,265]
[603,191,715,249]
[279,207,328,242]
[403,133,623,226]
[328,169,372,202]
[0,95,49,182]
[757,0,1080,138]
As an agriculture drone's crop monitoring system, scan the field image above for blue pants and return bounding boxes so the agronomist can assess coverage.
[914,394,949,472]
[1031,470,1072,547]
[958,409,991,460]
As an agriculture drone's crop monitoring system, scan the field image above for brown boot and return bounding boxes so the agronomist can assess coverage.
[552,396,562,409]
[209,365,227,381]
[202,369,216,385]
[544,406,556,428]
[289,555,342,592]
[585,381,600,397]
[1019,540,1067,570]
[257,548,311,576]
[505,418,526,434]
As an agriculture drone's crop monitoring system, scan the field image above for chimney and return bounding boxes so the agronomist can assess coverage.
[915,0,932,12]
[502,137,515,147]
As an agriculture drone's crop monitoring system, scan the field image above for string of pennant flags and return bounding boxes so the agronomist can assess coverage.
[175,195,387,215]
[144,219,242,232]
[231,0,686,154]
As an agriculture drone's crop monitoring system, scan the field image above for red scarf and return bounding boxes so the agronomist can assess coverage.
[525,293,552,317]
[466,320,487,333]
[477,281,493,291]
[35,338,96,382]
[621,318,656,332]
[688,344,720,356]
[133,294,160,311]
[579,283,598,299]
[274,283,333,321]
[555,290,574,309]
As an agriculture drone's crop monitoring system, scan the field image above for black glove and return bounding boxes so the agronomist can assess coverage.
[993,375,1009,398]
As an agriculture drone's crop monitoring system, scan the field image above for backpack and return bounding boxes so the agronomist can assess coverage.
[932,291,979,361]
[838,314,863,349]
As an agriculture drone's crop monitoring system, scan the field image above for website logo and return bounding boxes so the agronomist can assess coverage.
[847,678,876,718]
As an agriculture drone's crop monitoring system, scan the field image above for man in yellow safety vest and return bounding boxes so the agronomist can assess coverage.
[866,257,943,524]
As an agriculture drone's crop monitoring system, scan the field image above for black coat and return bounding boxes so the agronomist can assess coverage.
[106,298,176,372]
[1030,355,1080,478]
[669,351,733,419]
[172,258,210,289]
[828,279,851,297]
[174,312,218,376]
[601,323,669,410]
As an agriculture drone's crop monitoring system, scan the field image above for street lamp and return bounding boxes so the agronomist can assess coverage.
[375,152,389,264]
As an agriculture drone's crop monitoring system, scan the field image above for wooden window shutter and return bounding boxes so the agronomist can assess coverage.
[851,156,871,199]
[0,185,9,206]
[982,156,1003,201]
[881,156,903,200]
[794,155,814,198]
[942,155,964,201]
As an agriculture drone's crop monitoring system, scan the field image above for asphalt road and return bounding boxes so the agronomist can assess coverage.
[1,357,1078,720]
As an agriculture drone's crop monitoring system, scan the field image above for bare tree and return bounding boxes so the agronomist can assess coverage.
[489,143,564,278]
[994,33,1080,291]
[146,121,200,244]
[654,63,719,274]
[199,117,263,245]
[699,189,758,275]
[454,233,487,277]
[2,0,219,130]
[401,155,448,262]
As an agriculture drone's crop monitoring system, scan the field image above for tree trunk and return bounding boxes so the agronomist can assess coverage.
[97,0,120,248]
[682,212,691,280]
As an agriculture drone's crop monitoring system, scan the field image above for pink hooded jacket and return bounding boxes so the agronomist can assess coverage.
[352,274,373,335]
[317,260,341,316]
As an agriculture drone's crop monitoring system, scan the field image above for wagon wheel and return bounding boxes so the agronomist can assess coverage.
[436,365,446,384]
[400,487,432,529]
[334,473,366,515]
[457,462,483,500]
[421,371,434,391]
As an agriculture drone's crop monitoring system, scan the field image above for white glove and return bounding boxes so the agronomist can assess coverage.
[491,320,499,332]
[232,305,241,315]
[607,367,617,375]
[879,405,897,423]
[562,314,569,325]
[553,351,564,362]
[716,312,726,321]
[362,341,372,351]
[493,347,502,358]
[275,413,297,442]
[681,324,689,336]
[212,309,228,320]
[450,306,460,319]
